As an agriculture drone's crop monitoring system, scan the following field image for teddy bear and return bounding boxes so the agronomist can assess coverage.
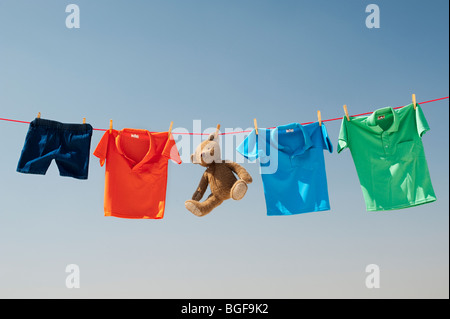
[185,133,253,217]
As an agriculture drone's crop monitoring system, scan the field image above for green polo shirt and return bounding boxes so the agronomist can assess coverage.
[338,103,436,211]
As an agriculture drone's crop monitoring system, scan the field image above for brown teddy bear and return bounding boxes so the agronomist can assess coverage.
[185,133,253,217]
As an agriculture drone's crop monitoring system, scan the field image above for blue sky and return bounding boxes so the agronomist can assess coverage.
[0,0,448,298]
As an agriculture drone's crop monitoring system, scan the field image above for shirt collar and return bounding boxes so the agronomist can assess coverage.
[116,128,154,169]
[270,122,313,155]
[366,107,399,133]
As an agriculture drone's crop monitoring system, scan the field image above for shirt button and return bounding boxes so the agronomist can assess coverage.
[385,145,389,148]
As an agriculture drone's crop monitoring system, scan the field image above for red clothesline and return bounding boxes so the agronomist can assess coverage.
[0,96,448,135]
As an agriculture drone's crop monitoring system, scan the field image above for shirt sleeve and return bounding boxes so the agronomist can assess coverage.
[93,131,110,167]
[163,135,182,164]
[321,123,333,153]
[415,104,430,137]
[337,118,349,154]
[236,129,259,161]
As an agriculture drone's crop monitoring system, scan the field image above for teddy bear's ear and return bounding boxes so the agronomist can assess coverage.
[208,133,215,141]
[190,154,195,163]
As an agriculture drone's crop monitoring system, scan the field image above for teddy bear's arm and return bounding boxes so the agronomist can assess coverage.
[192,172,209,201]
[224,162,253,184]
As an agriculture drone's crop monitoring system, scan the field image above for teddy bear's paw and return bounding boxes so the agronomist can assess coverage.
[185,200,204,217]
[231,180,248,200]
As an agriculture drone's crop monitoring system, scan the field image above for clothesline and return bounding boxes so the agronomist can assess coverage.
[7,95,446,217]
[0,96,448,136]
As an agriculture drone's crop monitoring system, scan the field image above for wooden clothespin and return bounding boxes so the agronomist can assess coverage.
[412,94,417,110]
[37,112,41,119]
[343,105,350,121]
[168,121,173,139]
[214,124,220,139]
[109,119,113,133]
[317,110,322,126]
[254,118,259,135]
[82,117,86,124]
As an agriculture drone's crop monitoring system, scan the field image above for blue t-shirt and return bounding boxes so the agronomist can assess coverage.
[236,122,333,216]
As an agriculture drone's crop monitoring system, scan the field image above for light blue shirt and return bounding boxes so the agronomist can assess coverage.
[237,122,333,216]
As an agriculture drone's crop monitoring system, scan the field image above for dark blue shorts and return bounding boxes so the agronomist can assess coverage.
[17,118,93,179]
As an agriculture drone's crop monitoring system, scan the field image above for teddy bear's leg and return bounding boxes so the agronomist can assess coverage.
[185,200,202,216]
[230,179,248,200]
[185,194,223,217]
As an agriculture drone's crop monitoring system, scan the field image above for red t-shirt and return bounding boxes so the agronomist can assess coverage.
[94,128,181,219]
